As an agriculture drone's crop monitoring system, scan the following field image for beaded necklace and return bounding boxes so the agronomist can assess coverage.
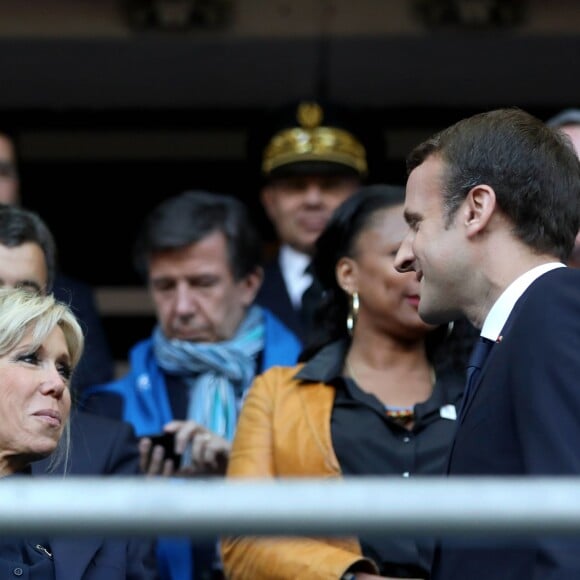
[345,358,435,427]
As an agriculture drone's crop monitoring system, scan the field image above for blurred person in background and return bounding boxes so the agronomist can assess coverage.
[546,108,580,268]
[82,190,302,580]
[0,129,115,392]
[255,100,368,343]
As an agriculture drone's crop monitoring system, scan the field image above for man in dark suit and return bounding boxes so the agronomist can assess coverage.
[255,100,368,343]
[394,108,580,579]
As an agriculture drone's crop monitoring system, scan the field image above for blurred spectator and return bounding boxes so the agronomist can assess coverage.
[0,129,115,391]
[546,108,580,267]
[81,190,301,580]
[255,100,368,343]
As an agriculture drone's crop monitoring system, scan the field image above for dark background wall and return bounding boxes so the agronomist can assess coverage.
[1,0,579,363]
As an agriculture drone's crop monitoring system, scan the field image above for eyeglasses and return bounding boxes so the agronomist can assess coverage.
[0,161,17,179]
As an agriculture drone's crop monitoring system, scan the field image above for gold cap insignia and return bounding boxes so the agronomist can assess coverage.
[262,101,367,177]
[297,101,323,129]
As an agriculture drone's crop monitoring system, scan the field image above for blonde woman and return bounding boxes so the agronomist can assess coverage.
[0,287,158,580]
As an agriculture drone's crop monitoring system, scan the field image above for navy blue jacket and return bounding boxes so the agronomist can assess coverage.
[30,411,159,580]
[433,267,580,580]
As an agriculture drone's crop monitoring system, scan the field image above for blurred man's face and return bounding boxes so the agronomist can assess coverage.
[0,242,47,293]
[261,174,359,255]
[0,135,19,206]
[147,231,262,343]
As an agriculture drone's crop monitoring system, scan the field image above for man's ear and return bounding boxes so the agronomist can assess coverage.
[336,257,356,294]
[241,266,264,307]
[260,185,276,221]
[464,184,496,237]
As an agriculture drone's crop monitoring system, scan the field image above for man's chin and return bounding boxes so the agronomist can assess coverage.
[291,238,317,255]
[172,331,213,343]
[418,303,448,326]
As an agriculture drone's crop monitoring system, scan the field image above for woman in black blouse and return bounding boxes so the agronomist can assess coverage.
[222,185,476,579]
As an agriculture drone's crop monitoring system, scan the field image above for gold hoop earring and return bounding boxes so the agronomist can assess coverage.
[346,291,359,336]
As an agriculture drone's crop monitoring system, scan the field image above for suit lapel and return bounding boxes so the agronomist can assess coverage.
[445,341,502,472]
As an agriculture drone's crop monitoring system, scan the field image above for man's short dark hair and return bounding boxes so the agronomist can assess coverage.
[0,204,57,290]
[407,107,580,262]
[133,190,262,281]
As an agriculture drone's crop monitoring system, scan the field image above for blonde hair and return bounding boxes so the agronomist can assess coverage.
[0,287,84,471]
[0,287,83,364]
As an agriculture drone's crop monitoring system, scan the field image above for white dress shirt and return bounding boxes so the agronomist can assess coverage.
[278,244,312,309]
[480,262,565,341]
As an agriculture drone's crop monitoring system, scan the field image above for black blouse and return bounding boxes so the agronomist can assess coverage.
[295,339,465,579]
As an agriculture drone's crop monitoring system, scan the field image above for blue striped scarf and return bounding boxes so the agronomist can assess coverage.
[153,305,265,441]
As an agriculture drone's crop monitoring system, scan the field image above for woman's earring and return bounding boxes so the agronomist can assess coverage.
[346,291,359,336]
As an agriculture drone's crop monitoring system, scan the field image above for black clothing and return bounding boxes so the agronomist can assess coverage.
[296,340,464,578]
[256,257,305,341]
[299,265,325,342]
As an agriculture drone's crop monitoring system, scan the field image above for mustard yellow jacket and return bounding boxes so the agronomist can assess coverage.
[221,364,379,580]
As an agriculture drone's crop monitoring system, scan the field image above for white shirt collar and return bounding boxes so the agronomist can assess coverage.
[480,262,565,341]
[279,245,312,309]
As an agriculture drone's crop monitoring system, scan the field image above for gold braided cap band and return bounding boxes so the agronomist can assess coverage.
[261,101,368,177]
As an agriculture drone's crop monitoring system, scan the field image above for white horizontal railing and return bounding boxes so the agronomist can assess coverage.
[3,476,580,538]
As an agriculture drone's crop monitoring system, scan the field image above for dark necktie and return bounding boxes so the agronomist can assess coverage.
[300,263,324,339]
[458,336,494,420]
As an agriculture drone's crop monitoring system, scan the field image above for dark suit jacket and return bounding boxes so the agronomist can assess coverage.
[256,257,305,342]
[433,267,580,580]
[33,411,141,476]
[31,411,159,580]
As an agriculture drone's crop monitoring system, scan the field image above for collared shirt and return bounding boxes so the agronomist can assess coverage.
[278,244,312,309]
[481,262,565,341]
[295,340,464,578]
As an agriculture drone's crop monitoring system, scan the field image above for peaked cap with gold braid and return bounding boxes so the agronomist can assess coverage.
[262,101,368,178]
